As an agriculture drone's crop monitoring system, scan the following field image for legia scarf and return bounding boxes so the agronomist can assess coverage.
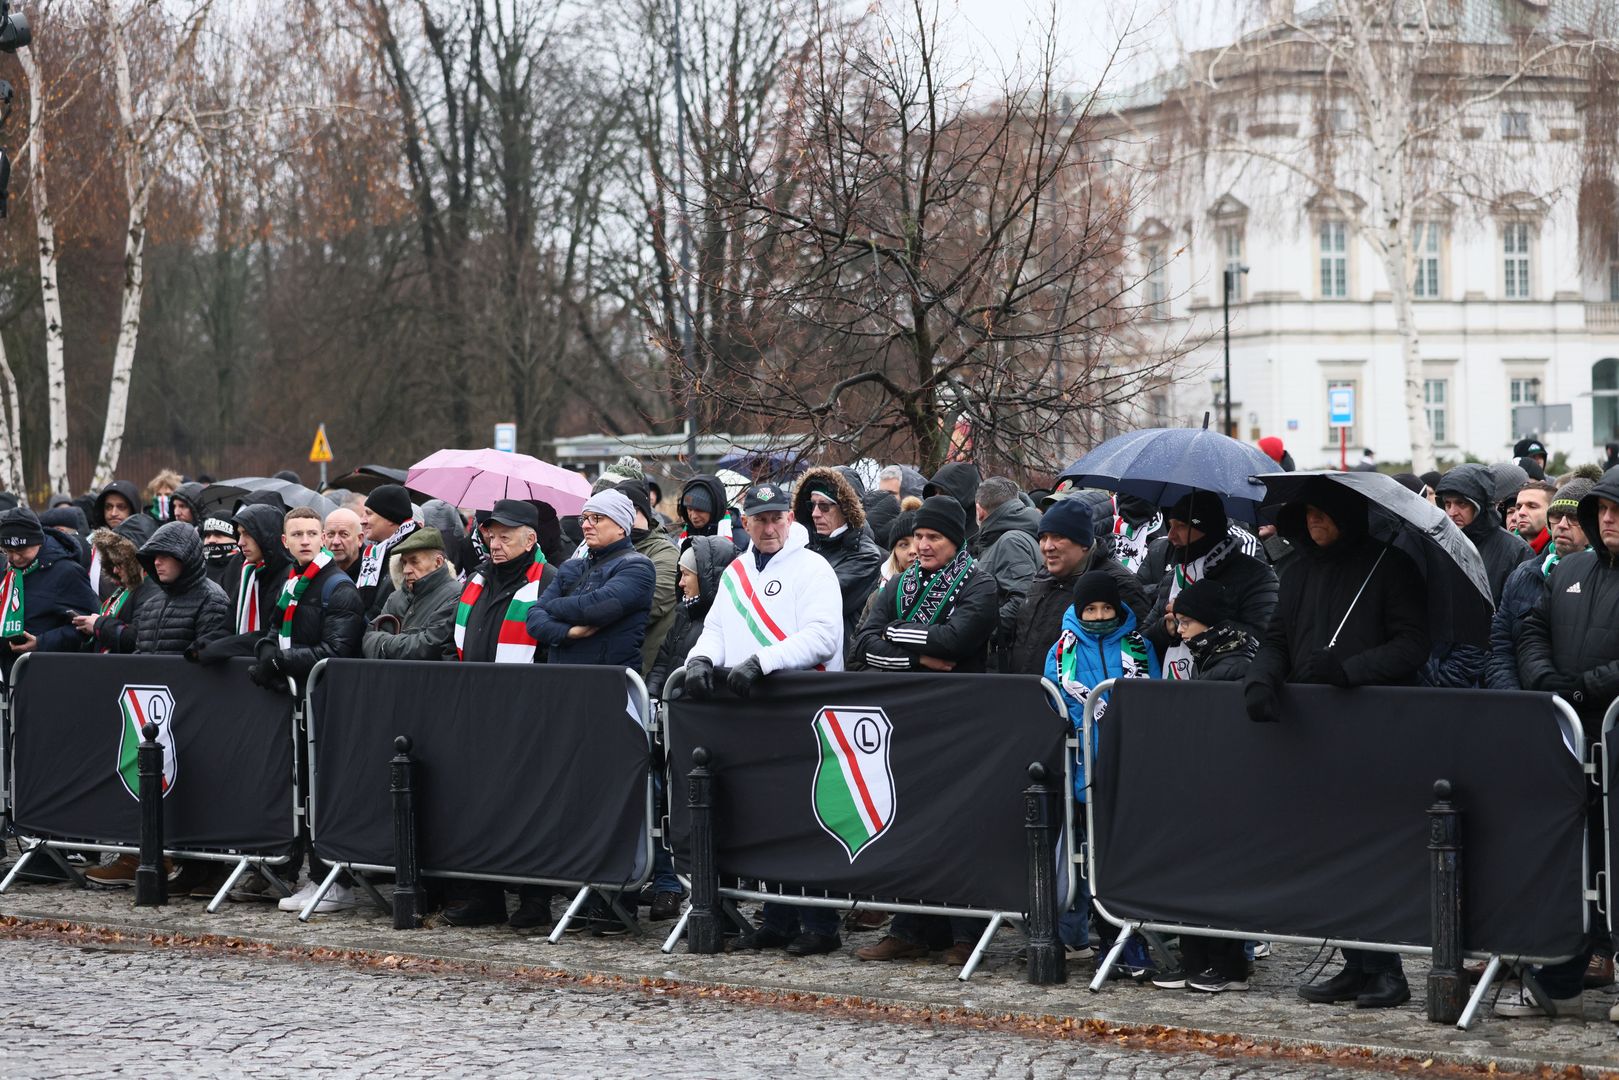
[1162,533,1244,681]
[1054,623,1151,720]
[453,557,546,663]
[1109,498,1162,574]
[235,561,264,634]
[356,520,420,589]
[276,549,335,652]
[894,548,976,625]
[0,560,36,638]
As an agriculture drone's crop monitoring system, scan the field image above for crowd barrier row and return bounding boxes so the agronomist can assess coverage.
[0,653,1613,1026]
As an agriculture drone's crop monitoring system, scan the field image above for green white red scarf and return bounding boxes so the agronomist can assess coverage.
[453,557,545,663]
[276,549,334,651]
[236,561,263,634]
[0,560,35,638]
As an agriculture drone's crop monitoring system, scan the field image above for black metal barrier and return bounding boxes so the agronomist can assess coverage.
[1081,679,1592,1029]
[304,658,653,932]
[663,669,1071,980]
[2,653,300,909]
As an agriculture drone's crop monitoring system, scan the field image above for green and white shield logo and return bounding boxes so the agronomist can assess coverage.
[116,685,176,800]
[811,706,895,862]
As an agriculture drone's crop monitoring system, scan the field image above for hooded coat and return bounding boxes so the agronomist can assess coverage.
[92,480,143,529]
[1,529,100,676]
[362,557,460,661]
[862,490,901,554]
[679,475,735,540]
[171,482,206,527]
[971,495,1042,661]
[1244,479,1431,696]
[128,522,230,655]
[84,523,163,653]
[649,535,736,697]
[1485,553,1557,691]
[792,466,884,642]
[922,463,982,546]
[1516,473,1619,734]
[1434,463,1534,604]
[199,503,293,660]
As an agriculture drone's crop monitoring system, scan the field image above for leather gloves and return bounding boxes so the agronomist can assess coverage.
[726,655,766,698]
[684,656,715,700]
[1244,681,1281,724]
[1294,649,1348,687]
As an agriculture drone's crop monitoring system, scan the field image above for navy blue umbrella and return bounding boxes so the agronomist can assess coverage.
[1057,427,1281,522]
[715,448,811,482]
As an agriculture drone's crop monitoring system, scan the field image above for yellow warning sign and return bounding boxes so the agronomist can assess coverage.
[308,423,333,464]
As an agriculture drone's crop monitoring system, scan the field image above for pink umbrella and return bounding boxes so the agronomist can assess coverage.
[406,448,593,514]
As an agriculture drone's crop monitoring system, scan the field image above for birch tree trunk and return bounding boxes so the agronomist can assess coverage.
[0,336,28,497]
[17,46,70,494]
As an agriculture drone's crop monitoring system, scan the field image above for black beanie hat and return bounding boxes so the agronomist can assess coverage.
[1071,569,1122,614]
[1166,491,1228,538]
[1172,578,1231,628]
[913,495,966,550]
[887,509,919,550]
[366,484,413,526]
[0,507,44,550]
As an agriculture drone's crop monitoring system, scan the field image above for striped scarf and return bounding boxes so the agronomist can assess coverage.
[453,557,545,663]
[95,586,131,654]
[235,561,263,634]
[356,520,420,589]
[276,549,334,652]
[894,549,976,625]
[0,560,34,638]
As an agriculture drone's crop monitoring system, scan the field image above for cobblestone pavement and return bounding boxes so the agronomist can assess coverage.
[0,934,1419,1078]
[1,860,1615,1076]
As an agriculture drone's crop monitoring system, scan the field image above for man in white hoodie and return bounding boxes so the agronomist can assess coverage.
[683,482,844,955]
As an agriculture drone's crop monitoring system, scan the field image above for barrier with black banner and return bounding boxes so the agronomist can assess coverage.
[1081,678,1591,1028]
[663,669,1070,979]
[1602,704,1618,947]
[2,653,299,909]
[305,658,652,931]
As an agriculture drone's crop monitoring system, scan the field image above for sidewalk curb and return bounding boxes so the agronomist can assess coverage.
[0,910,1610,1079]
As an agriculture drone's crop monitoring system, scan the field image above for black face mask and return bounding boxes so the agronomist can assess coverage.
[631,527,650,544]
[202,543,238,566]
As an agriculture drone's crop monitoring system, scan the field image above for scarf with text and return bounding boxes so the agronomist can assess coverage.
[356,519,420,589]
[1162,532,1244,681]
[276,549,335,652]
[0,559,37,638]
[894,548,976,626]
[1054,622,1151,720]
[453,557,545,663]
[1109,499,1162,574]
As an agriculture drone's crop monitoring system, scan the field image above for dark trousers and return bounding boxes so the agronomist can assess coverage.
[761,902,840,937]
[890,913,985,948]
[1180,934,1248,980]
[1341,947,1403,976]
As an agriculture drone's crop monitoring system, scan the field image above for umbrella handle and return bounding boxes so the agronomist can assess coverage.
[1326,548,1386,651]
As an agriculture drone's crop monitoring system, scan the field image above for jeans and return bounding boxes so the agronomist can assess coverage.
[650,773,683,894]
[761,902,840,937]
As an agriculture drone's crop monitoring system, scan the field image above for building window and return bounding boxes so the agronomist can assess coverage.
[1413,222,1442,299]
[1144,243,1167,315]
[1503,222,1532,299]
[1596,359,1619,445]
[1147,392,1169,424]
[1219,225,1245,301]
[1326,377,1357,447]
[1611,263,1619,303]
[1319,220,1348,298]
[1501,111,1530,139]
[1509,375,1541,435]
[1424,378,1448,445]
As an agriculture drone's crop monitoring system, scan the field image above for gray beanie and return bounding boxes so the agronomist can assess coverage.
[582,490,635,536]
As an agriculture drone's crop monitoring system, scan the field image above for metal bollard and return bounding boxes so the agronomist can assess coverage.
[390,736,424,930]
[1426,778,1464,1023]
[134,722,167,907]
[1024,762,1065,985]
[686,747,722,954]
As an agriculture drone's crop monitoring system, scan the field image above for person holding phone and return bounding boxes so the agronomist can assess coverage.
[0,507,100,679]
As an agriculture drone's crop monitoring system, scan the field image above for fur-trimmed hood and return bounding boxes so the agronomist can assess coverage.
[90,523,148,588]
[792,466,867,531]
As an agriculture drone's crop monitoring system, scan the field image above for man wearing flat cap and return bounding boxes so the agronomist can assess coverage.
[0,506,100,677]
[362,527,461,661]
[451,499,556,666]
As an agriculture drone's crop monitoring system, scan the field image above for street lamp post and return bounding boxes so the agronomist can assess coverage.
[1222,264,1249,438]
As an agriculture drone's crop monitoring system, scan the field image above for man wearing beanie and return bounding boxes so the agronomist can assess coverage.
[684,483,845,956]
[362,527,461,661]
[853,493,999,966]
[1006,496,1148,677]
[356,483,420,618]
[1433,463,1533,603]
[527,490,655,670]
[1145,491,1277,681]
[1485,474,1596,690]
[199,514,241,589]
[0,507,99,678]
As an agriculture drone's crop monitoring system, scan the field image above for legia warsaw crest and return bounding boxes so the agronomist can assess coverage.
[116,685,177,799]
[811,706,895,862]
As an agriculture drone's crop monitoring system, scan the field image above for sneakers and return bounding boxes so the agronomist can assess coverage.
[304,883,360,914]
[1188,968,1249,993]
[276,880,323,912]
[1493,983,1582,1018]
[1252,941,1272,959]
[647,891,684,922]
[1065,944,1096,962]
[1150,969,1189,989]
[1609,999,1619,1023]
[229,875,280,903]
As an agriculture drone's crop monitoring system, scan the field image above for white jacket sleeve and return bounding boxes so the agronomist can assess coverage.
[756,554,843,674]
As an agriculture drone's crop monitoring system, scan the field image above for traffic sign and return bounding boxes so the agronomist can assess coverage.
[493,422,517,453]
[1328,387,1354,429]
[308,423,333,464]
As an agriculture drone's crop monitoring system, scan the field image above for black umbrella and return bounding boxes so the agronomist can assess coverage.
[1255,470,1493,647]
[327,464,407,495]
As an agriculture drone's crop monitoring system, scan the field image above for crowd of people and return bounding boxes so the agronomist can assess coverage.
[3,433,1614,1022]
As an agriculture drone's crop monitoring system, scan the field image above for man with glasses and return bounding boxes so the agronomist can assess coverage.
[1486,476,1595,690]
[791,467,882,644]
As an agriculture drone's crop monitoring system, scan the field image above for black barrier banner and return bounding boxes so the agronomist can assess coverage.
[309,659,648,885]
[666,671,1065,912]
[12,653,296,851]
[1093,680,1588,959]
[1607,723,1618,941]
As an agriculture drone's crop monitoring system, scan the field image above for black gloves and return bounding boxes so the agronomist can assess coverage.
[1244,681,1281,724]
[249,643,285,690]
[685,656,714,700]
[1294,649,1348,687]
[727,655,766,698]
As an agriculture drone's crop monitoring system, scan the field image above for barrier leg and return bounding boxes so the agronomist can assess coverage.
[1089,924,1138,992]
[389,736,424,930]
[206,857,252,914]
[0,845,35,892]
[1457,955,1502,1030]
[547,885,593,944]
[42,846,85,888]
[352,871,391,916]
[661,907,692,954]
[1023,763,1065,986]
[1426,780,1465,1024]
[256,865,294,899]
[685,748,722,955]
[957,912,1003,981]
[134,723,167,907]
[604,893,639,935]
[296,863,343,923]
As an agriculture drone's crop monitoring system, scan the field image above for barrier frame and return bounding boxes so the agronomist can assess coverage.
[1078,678,1592,1029]
[302,658,656,929]
[1600,700,1616,942]
[656,667,1075,981]
[0,653,301,912]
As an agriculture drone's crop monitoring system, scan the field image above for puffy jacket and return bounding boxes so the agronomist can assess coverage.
[922,462,982,546]
[1045,603,1158,801]
[1420,642,1487,688]
[263,558,365,685]
[792,467,884,642]
[1144,533,1278,657]
[457,549,557,663]
[527,538,656,668]
[362,561,460,661]
[1005,548,1149,676]
[201,502,294,660]
[1,529,101,677]
[649,535,735,697]
[129,522,230,655]
[1485,554,1557,690]
[973,497,1042,658]
[633,525,681,676]
[1516,473,1619,734]
[1435,463,1534,603]
[852,554,999,673]
[87,578,161,653]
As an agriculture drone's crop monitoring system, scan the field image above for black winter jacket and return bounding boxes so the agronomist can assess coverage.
[261,558,364,685]
[4,529,101,677]
[202,503,293,660]
[793,467,884,643]
[1004,549,1149,676]
[649,535,735,697]
[1485,554,1554,690]
[130,522,230,655]
[1188,624,1258,681]
[1145,537,1278,657]
[678,474,746,552]
[87,578,161,653]
[851,558,999,673]
[1435,463,1534,603]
